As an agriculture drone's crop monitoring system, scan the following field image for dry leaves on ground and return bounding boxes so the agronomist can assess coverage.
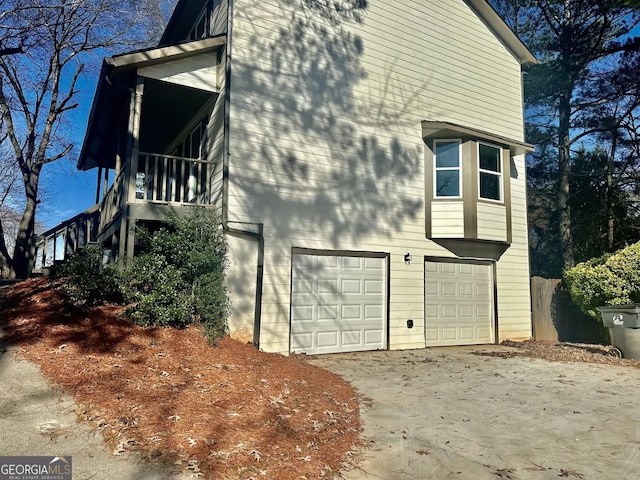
[2,278,362,480]
[476,339,640,367]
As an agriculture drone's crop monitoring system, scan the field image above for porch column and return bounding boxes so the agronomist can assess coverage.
[96,166,102,205]
[118,76,144,267]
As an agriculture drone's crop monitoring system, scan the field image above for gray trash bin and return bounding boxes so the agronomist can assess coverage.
[597,304,640,360]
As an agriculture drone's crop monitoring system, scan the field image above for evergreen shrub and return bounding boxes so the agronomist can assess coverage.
[564,242,640,319]
[56,243,123,307]
[122,209,229,343]
[57,209,229,343]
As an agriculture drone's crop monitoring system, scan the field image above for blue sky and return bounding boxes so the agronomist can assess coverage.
[38,87,98,230]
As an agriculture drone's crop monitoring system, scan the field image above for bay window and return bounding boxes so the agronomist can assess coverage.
[478,143,502,201]
[434,140,462,198]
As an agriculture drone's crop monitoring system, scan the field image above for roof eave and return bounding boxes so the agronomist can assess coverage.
[422,120,535,156]
[107,35,226,70]
[464,0,537,66]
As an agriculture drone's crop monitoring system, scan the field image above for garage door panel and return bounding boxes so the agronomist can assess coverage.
[459,305,474,317]
[342,304,361,319]
[291,332,313,350]
[317,331,338,348]
[342,330,361,346]
[425,260,494,347]
[364,329,383,344]
[342,257,361,269]
[460,327,475,340]
[292,305,314,321]
[342,279,362,294]
[365,279,383,294]
[318,305,338,320]
[291,254,386,354]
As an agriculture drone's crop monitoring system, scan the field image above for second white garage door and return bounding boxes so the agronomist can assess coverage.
[290,253,386,354]
[425,259,494,347]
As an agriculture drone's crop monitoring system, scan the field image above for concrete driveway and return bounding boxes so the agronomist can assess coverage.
[310,346,640,480]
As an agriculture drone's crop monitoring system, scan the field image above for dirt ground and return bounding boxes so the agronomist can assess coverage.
[311,346,640,480]
[3,278,640,480]
[1,278,361,479]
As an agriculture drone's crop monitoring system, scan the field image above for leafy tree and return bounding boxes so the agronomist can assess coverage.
[0,0,168,279]
[492,0,640,273]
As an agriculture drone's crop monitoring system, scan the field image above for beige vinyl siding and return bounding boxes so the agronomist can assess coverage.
[477,202,508,241]
[205,92,225,208]
[431,202,465,238]
[495,154,531,340]
[228,0,531,353]
[138,53,219,92]
[225,234,257,343]
[205,50,225,208]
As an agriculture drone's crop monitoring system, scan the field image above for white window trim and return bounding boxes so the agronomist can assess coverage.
[433,139,462,199]
[477,141,503,203]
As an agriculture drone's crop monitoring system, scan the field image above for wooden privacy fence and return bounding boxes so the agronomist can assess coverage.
[531,276,606,344]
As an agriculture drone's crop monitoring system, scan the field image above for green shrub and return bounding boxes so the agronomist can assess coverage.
[53,209,229,344]
[122,254,193,328]
[564,241,640,319]
[123,209,229,343]
[56,243,124,308]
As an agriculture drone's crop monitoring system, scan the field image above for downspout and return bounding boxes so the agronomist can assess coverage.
[221,0,265,349]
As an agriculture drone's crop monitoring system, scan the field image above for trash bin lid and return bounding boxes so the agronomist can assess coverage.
[597,304,640,314]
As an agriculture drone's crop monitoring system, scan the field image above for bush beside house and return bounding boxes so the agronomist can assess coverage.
[57,209,229,343]
[564,241,640,320]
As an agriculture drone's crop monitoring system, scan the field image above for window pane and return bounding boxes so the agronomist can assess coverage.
[436,170,459,197]
[480,172,500,200]
[479,144,500,172]
[191,128,201,158]
[436,142,459,168]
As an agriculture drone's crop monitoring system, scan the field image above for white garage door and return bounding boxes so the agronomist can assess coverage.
[425,260,494,347]
[291,253,386,354]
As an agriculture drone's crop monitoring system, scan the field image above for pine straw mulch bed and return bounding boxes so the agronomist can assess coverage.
[1,278,362,480]
[475,339,640,368]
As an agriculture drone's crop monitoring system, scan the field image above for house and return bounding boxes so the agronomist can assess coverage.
[43,0,536,355]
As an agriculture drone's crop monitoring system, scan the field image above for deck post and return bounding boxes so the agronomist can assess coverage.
[118,76,145,267]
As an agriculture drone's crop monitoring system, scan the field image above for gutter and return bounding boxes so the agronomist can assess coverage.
[222,0,264,349]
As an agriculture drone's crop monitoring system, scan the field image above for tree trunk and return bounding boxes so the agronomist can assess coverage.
[0,221,13,279]
[607,132,617,251]
[558,93,574,270]
[12,168,40,279]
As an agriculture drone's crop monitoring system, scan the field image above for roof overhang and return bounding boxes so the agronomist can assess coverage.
[77,36,226,171]
[464,0,537,66]
[421,121,534,156]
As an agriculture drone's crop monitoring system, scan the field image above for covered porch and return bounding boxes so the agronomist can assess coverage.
[64,35,227,266]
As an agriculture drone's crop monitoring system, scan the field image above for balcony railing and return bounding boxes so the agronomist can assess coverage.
[33,204,101,272]
[99,169,127,232]
[98,152,215,233]
[136,153,214,205]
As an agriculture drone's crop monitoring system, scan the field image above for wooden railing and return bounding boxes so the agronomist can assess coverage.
[33,204,101,272]
[99,169,127,233]
[32,153,216,274]
[136,153,213,205]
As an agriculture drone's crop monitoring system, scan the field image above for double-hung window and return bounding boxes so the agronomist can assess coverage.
[478,143,502,202]
[434,140,461,198]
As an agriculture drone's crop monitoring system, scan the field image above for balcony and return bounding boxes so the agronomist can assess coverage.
[99,152,216,236]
